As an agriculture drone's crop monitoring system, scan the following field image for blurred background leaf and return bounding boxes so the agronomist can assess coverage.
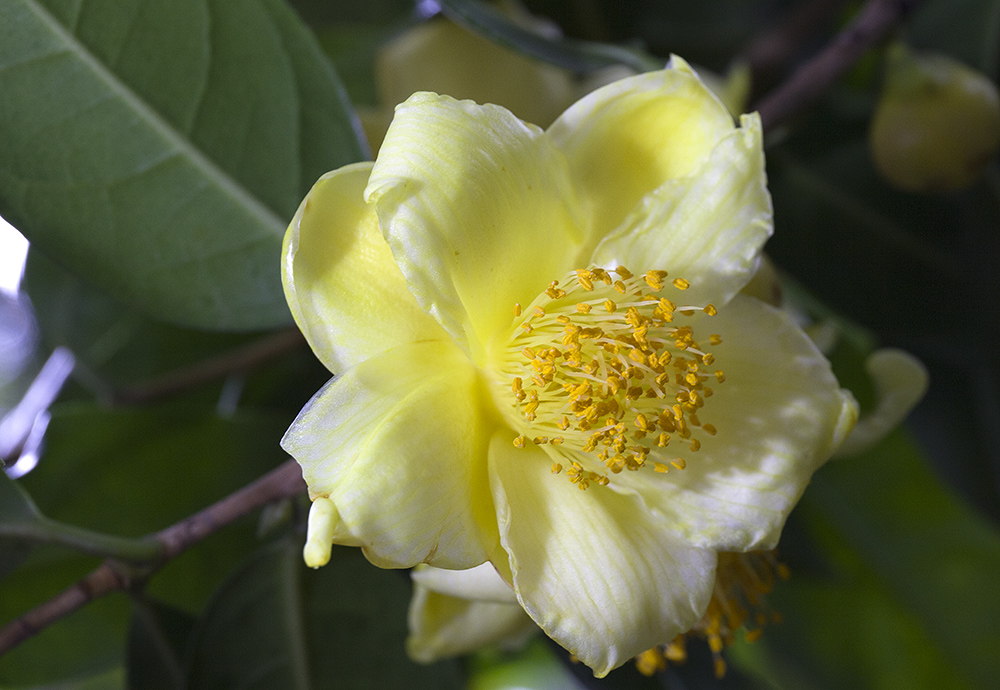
[184,540,464,689]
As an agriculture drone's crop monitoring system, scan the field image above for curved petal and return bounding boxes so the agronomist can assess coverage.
[365,93,585,359]
[590,113,772,307]
[411,563,518,604]
[281,339,498,569]
[488,433,717,678]
[407,580,537,663]
[282,162,446,372]
[547,57,736,246]
[612,295,859,552]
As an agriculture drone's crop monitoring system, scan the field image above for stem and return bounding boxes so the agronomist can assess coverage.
[753,0,925,131]
[0,459,306,657]
[0,518,161,562]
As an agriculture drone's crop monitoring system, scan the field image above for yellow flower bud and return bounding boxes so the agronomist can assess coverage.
[869,44,1000,192]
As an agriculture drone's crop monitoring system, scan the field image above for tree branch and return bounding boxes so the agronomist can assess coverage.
[753,0,925,131]
[0,459,306,657]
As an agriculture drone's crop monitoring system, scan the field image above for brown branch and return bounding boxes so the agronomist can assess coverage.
[753,0,925,131]
[0,459,306,657]
[741,0,854,91]
[112,327,306,405]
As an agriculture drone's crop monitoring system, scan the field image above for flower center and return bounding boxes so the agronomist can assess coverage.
[498,265,725,489]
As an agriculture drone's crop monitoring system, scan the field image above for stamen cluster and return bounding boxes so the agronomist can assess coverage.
[501,266,725,489]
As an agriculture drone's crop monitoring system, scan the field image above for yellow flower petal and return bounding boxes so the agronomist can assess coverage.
[612,295,858,551]
[365,93,584,360]
[281,339,498,569]
[590,114,771,307]
[411,563,518,604]
[407,575,536,663]
[547,57,736,243]
[282,162,445,372]
[488,433,717,678]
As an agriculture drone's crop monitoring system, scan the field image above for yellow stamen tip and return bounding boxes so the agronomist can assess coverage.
[303,497,338,569]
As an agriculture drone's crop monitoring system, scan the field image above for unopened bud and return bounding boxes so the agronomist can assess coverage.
[869,44,1000,192]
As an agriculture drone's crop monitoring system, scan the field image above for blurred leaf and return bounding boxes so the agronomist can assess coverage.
[0,549,131,686]
[438,0,660,73]
[0,0,365,330]
[19,402,291,609]
[126,598,198,690]
[185,540,464,689]
[0,665,126,690]
[0,401,292,686]
[0,472,160,564]
[0,473,44,578]
[906,0,1000,78]
[736,423,1000,690]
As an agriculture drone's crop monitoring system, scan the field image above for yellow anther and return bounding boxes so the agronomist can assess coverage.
[654,462,670,473]
[672,277,690,290]
[513,303,522,317]
[551,462,563,474]
[671,457,687,470]
[644,270,667,291]
[715,370,726,383]
[513,435,526,448]
[704,304,718,316]
[709,334,722,345]
[505,266,725,489]
[702,423,717,436]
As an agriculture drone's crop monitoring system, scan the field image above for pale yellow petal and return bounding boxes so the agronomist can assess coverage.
[281,340,498,569]
[612,295,858,551]
[590,113,771,307]
[282,162,445,372]
[365,93,584,360]
[407,578,537,663]
[411,563,518,604]
[547,57,736,243]
[488,434,717,677]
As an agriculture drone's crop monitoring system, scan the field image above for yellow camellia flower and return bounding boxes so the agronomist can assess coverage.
[281,57,858,677]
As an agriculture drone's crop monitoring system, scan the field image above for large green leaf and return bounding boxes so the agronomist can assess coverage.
[0,0,365,331]
[185,540,464,690]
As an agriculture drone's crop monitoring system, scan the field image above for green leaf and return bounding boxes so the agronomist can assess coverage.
[126,598,198,690]
[735,427,1000,690]
[0,665,127,690]
[906,0,1000,78]
[437,0,660,73]
[0,0,365,331]
[0,549,131,687]
[0,472,161,563]
[185,540,465,690]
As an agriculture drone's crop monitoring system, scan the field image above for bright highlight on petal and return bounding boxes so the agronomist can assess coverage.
[281,60,861,677]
